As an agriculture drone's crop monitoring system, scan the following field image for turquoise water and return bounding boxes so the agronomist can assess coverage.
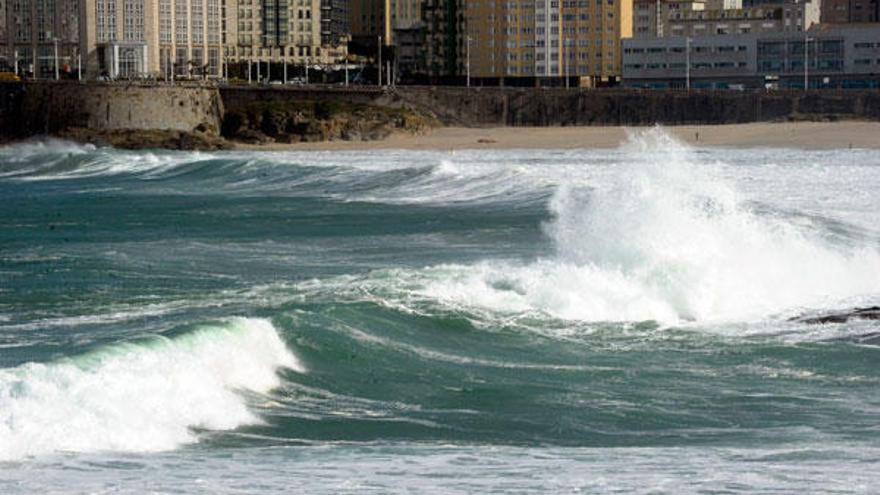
[1,130,880,493]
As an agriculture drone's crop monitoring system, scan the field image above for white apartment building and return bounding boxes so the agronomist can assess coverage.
[75,0,345,80]
[229,0,342,66]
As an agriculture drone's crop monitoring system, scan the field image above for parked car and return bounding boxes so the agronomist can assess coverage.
[0,71,21,82]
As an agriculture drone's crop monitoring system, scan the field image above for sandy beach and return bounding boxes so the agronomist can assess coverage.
[235,121,880,151]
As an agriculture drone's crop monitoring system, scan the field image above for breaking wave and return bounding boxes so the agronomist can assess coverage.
[0,318,301,460]
[306,129,880,324]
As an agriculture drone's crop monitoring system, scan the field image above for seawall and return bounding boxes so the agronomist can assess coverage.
[386,87,880,126]
[2,82,880,146]
[0,82,223,142]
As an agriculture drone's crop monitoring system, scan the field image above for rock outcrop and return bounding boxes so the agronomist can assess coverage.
[220,98,436,144]
[793,307,880,325]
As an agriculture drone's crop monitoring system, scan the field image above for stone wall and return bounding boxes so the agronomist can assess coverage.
[386,87,880,126]
[3,83,880,145]
[0,82,223,140]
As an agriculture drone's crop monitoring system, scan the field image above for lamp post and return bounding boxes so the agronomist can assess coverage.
[685,37,691,91]
[804,35,813,91]
[466,35,471,87]
[378,35,383,86]
[53,38,59,80]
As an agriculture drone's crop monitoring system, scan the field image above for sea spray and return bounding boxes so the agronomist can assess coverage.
[544,127,880,321]
[303,129,880,324]
[0,318,301,460]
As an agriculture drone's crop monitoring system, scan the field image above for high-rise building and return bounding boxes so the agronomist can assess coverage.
[226,0,347,74]
[350,0,422,41]
[423,0,464,78]
[3,0,349,80]
[321,0,350,47]
[2,0,81,77]
[461,0,634,85]
[0,1,8,69]
[79,0,225,79]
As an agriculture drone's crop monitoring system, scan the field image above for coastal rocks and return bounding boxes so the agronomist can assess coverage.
[220,98,435,145]
[792,306,880,325]
[56,127,232,151]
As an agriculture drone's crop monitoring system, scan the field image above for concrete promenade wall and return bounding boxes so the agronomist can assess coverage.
[218,86,880,126]
[385,87,880,126]
[3,83,880,143]
[0,82,223,140]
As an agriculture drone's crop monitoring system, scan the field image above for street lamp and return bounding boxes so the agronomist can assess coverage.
[804,35,813,91]
[53,38,59,80]
[685,37,691,91]
[466,35,471,87]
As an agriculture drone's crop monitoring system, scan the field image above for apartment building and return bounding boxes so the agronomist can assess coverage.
[0,1,7,68]
[350,0,423,41]
[76,0,225,79]
[633,0,820,39]
[462,0,633,85]
[423,0,463,77]
[2,0,81,77]
[155,0,226,78]
[227,0,346,72]
[622,24,880,88]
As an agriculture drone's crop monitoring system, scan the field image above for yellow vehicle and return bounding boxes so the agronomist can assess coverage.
[0,71,21,82]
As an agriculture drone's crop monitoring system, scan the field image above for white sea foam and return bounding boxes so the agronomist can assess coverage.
[320,128,880,324]
[537,128,880,322]
[0,317,301,461]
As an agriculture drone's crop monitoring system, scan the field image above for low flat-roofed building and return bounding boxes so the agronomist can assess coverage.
[622,24,880,88]
[821,0,879,23]
[633,0,819,39]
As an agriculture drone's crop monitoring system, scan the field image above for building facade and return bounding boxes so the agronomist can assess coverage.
[155,0,226,78]
[423,0,464,78]
[350,0,423,41]
[633,0,820,39]
[226,0,346,74]
[622,24,880,88]
[821,0,879,22]
[460,0,633,85]
[0,1,7,69]
[2,0,81,78]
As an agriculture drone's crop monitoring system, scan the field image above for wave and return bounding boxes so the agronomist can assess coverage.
[0,140,554,205]
[0,318,301,461]
[300,129,880,325]
[541,128,880,322]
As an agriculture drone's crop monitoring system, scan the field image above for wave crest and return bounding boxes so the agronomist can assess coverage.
[0,317,301,461]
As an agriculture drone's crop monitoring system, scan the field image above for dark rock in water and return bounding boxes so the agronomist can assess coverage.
[793,306,880,325]
[854,332,880,346]
[56,127,232,151]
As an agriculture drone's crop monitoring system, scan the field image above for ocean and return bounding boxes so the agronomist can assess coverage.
[1,128,879,493]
